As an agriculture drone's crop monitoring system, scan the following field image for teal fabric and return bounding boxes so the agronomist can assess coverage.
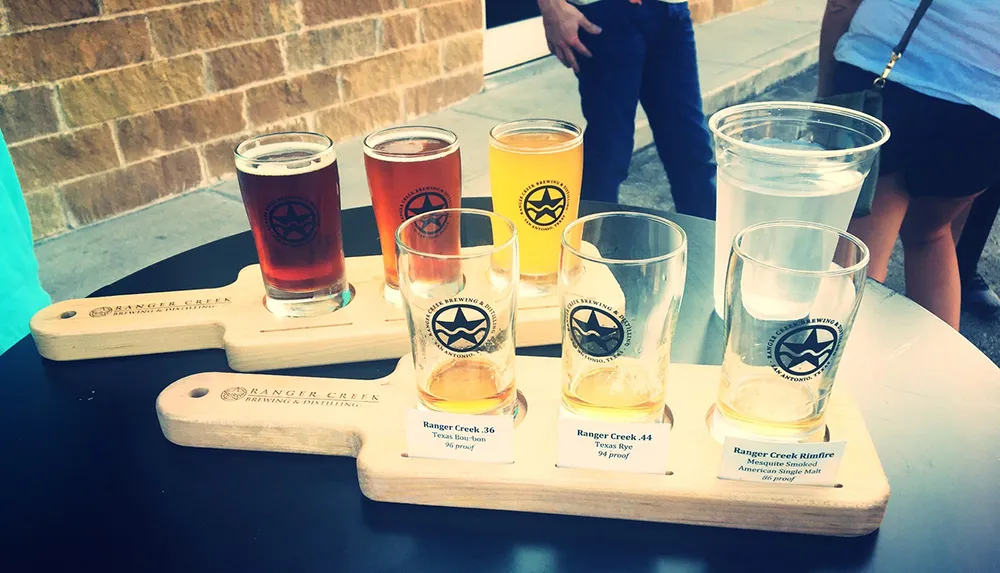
[0,129,50,354]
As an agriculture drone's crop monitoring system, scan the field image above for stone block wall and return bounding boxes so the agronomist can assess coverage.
[0,0,484,240]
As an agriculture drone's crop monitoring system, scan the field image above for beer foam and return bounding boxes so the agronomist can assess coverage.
[235,140,336,176]
[363,127,459,163]
[489,124,582,154]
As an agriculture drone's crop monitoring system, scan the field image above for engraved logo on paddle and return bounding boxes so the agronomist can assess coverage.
[235,388,380,407]
[520,181,567,229]
[221,387,247,401]
[90,306,113,318]
[768,320,841,379]
[266,197,318,246]
[428,300,496,355]
[87,298,232,318]
[401,188,450,237]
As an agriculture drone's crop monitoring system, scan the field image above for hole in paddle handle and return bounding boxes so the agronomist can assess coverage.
[60,311,77,319]
[189,388,209,398]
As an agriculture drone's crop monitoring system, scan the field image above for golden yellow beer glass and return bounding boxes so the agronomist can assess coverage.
[489,119,583,296]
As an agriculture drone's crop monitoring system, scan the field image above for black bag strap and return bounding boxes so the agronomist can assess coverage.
[895,0,934,55]
[873,0,934,88]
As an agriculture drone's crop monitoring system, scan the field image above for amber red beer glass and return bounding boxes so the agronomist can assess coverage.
[363,126,461,302]
[235,132,351,317]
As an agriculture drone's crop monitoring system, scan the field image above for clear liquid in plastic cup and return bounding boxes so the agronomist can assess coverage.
[709,102,889,318]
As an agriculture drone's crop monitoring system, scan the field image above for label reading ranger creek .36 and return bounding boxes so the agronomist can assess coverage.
[718,438,846,486]
[405,409,514,463]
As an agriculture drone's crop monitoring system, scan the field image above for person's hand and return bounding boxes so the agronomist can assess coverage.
[538,0,602,73]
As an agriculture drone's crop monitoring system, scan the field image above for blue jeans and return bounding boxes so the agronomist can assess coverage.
[576,0,716,219]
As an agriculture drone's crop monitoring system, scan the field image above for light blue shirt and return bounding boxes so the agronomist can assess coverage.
[0,130,50,354]
[835,0,1000,119]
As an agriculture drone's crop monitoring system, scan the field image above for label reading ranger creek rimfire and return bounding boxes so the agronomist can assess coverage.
[556,415,670,474]
[718,438,846,486]
[405,409,514,463]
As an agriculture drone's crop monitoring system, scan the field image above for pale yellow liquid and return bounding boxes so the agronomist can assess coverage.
[489,130,583,279]
[419,358,516,415]
[562,365,664,422]
[717,373,826,439]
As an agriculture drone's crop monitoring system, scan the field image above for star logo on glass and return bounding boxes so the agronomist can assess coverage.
[522,184,567,228]
[266,198,318,246]
[569,305,625,358]
[404,190,450,237]
[431,303,492,353]
[774,324,839,377]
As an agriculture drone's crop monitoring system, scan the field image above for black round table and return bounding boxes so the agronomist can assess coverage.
[2,198,998,571]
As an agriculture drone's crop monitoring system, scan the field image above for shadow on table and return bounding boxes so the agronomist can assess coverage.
[360,497,879,571]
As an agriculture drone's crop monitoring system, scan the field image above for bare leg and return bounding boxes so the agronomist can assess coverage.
[848,173,909,282]
[898,191,984,329]
[955,182,1000,283]
[951,202,972,244]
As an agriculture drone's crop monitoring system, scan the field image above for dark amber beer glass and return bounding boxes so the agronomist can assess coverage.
[363,126,461,301]
[235,132,351,317]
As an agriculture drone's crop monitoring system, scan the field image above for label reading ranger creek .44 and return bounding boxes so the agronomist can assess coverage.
[556,415,670,474]
[718,438,846,486]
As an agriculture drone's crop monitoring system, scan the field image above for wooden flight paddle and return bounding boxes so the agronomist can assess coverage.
[156,355,890,536]
[30,255,564,372]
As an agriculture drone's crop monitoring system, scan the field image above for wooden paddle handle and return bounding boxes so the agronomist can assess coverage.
[157,371,392,457]
[30,285,234,361]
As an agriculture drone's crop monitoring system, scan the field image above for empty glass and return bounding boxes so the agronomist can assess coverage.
[559,212,687,423]
[712,221,870,442]
[396,208,519,416]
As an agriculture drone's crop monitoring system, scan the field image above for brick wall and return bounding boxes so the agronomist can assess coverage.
[0,0,484,240]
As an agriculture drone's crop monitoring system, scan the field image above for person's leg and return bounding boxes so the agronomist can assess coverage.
[898,192,984,329]
[955,182,1000,317]
[847,172,910,282]
[575,2,645,203]
[899,84,1000,326]
[636,2,716,219]
[951,203,971,245]
[956,182,1000,281]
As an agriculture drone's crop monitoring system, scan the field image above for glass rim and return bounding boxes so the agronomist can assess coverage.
[708,101,891,159]
[733,220,871,277]
[561,211,687,266]
[362,125,460,160]
[233,131,335,163]
[395,208,517,261]
[488,118,583,154]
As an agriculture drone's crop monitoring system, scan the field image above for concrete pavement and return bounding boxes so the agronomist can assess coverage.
[35,0,826,302]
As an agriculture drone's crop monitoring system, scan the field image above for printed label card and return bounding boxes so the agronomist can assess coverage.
[556,410,670,474]
[719,438,846,486]
[405,409,514,463]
